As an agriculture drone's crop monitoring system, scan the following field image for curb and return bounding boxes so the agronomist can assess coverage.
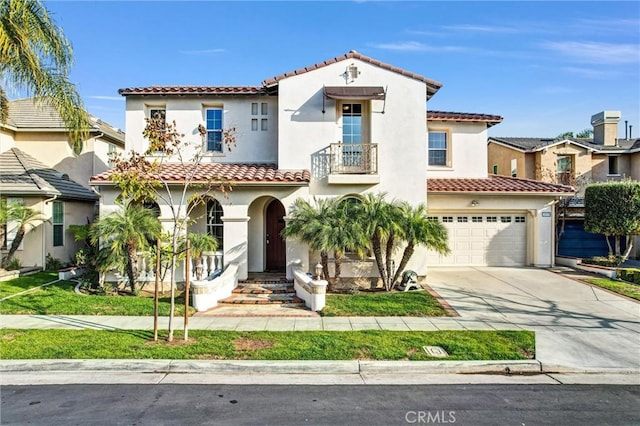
[0,359,542,375]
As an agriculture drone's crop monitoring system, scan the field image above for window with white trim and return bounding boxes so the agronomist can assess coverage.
[442,216,453,223]
[457,216,468,223]
[428,131,449,166]
[427,216,438,222]
[515,216,526,223]
[510,159,517,177]
[492,164,498,174]
[206,199,224,250]
[486,216,497,223]
[52,201,64,247]
[472,216,483,223]
[500,216,512,223]
[205,108,223,152]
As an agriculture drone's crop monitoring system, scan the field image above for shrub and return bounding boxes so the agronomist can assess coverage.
[4,257,22,271]
[45,253,64,271]
[582,255,623,267]
[618,268,640,284]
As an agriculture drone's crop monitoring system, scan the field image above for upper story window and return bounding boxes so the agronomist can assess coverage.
[510,159,517,177]
[428,130,450,167]
[149,108,166,126]
[556,155,572,185]
[608,156,619,175]
[251,102,269,132]
[205,108,223,152]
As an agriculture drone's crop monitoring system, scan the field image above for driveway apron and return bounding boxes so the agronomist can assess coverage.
[427,267,640,373]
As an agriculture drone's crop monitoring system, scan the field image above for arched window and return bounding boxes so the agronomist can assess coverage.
[206,199,224,250]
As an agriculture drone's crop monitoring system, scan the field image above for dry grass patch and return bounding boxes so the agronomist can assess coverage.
[233,338,274,351]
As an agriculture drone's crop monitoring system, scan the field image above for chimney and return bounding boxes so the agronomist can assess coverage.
[591,111,621,146]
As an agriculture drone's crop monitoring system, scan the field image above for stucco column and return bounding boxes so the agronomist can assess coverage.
[283,216,309,280]
[534,204,555,267]
[222,216,250,280]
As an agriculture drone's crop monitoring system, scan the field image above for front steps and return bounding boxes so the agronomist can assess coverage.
[219,278,305,307]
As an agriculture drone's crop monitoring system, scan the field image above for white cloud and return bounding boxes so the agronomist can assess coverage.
[541,41,639,64]
[370,41,466,52]
[88,95,123,101]
[179,48,226,55]
[560,66,621,79]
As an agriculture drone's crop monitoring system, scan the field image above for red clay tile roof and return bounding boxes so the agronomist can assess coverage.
[118,86,269,96]
[90,163,310,185]
[262,50,443,99]
[427,175,574,194]
[428,110,503,127]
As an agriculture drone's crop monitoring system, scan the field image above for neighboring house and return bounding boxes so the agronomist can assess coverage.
[488,110,640,258]
[0,98,125,268]
[91,51,572,284]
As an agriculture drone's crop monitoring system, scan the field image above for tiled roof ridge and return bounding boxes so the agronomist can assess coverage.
[427,174,574,194]
[428,110,503,122]
[118,86,268,95]
[10,148,50,191]
[261,50,443,94]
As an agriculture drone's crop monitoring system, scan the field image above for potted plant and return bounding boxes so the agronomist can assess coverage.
[187,233,218,280]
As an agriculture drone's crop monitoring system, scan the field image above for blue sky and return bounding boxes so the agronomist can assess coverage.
[39,1,639,138]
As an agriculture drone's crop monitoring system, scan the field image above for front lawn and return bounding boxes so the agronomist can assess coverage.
[585,277,640,301]
[0,272,58,299]
[0,329,534,361]
[321,291,449,317]
[0,280,193,316]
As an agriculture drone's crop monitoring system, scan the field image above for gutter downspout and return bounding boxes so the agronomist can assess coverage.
[42,195,58,269]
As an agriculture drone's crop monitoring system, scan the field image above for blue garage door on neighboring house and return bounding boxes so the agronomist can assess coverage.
[557,219,617,258]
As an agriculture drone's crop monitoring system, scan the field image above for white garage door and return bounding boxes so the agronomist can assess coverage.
[427,214,527,266]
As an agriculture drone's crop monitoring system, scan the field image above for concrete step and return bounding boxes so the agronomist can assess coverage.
[220,292,305,307]
[233,283,294,294]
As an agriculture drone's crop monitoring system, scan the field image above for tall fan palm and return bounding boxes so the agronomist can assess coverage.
[0,201,48,268]
[90,202,161,293]
[0,0,89,154]
[391,203,450,287]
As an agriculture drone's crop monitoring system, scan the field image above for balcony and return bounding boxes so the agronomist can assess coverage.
[328,143,379,184]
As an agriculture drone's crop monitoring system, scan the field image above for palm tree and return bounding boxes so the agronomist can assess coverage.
[282,198,332,281]
[0,0,89,154]
[187,232,218,280]
[1,201,48,268]
[391,203,450,287]
[90,202,161,293]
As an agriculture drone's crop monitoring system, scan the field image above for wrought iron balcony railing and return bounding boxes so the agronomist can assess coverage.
[329,143,378,174]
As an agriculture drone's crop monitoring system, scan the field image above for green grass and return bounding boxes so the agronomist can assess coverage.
[585,277,640,301]
[0,329,534,361]
[321,291,449,317]
[0,272,58,299]
[0,280,194,316]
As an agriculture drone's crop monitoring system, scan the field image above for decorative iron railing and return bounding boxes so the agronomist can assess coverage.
[329,143,378,174]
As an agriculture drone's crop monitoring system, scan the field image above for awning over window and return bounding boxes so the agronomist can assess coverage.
[323,86,386,100]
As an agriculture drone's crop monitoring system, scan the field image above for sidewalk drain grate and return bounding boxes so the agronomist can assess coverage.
[423,346,449,358]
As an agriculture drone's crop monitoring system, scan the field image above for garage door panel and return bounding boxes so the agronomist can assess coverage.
[429,214,526,266]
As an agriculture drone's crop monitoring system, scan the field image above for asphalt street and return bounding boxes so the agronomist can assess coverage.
[2,384,639,426]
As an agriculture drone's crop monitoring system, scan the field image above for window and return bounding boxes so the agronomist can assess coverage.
[510,159,517,177]
[515,216,526,223]
[205,108,223,152]
[52,201,64,247]
[427,216,438,222]
[261,102,268,115]
[428,131,449,166]
[472,216,483,223]
[206,199,224,250]
[108,143,117,167]
[556,155,572,185]
[251,103,258,115]
[341,103,363,167]
[442,216,453,223]
[457,216,468,223]
[608,156,619,175]
[261,118,268,131]
[486,216,497,223]
[492,164,498,175]
[500,216,512,223]
[251,102,268,131]
[251,119,258,131]
[149,108,166,125]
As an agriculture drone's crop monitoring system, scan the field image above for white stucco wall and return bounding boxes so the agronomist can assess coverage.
[426,121,489,179]
[123,96,278,165]
[276,59,428,206]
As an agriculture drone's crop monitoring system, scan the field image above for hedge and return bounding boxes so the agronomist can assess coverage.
[618,268,640,285]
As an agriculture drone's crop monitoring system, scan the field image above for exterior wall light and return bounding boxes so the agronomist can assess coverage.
[315,262,323,280]
[471,200,479,207]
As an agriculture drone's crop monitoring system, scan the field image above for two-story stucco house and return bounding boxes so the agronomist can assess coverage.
[0,98,125,268]
[488,110,640,258]
[91,51,572,286]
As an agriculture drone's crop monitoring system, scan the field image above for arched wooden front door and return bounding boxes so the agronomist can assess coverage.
[265,199,286,271]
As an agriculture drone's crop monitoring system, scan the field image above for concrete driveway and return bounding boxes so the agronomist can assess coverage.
[427,267,640,373]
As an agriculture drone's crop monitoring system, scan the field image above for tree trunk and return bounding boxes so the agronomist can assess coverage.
[167,232,179,343]
[392,243,415,287]
[2,226,26,268]
[615,235,621,256]
[385,233,395,290]
[126,243,137,293]
[621,236,634,262]
[320,251,329,281]
[334,251,342,281]
[605,235,613,256]
[371,232,388,291]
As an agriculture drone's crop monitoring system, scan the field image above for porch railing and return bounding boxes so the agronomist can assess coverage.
[136,250,224,282]
[329,143,378,174]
